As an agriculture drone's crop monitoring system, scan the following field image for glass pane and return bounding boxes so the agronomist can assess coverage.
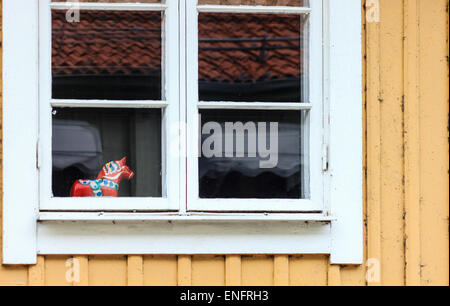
[52,108,162,197]
[198,13,309,102]
[198,0,309,7]
[199,110,310,199]
[65,0,161,2]
[52,10,162,100]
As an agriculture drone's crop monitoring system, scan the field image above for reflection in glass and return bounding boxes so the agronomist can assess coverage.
[199,110,309,199]
[52,10,162,100]
[60,0,161,2]
[198,13,308,102]
[52,108,162,197]
[198,0,309,7]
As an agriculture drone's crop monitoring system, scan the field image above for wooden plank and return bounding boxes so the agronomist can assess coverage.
[403,0,422,286]
[73,256,89,286]
[225,255,242,286]
[289,255,328,286]
[143,255,178,286]
[327,264,341,286]
[365,0,383,286]
[0,264,28,286]
[177,255,192,286]
[241,256,274,286]
[379,0,405,286]
[28,256,45,286]
[192,255,225,286]
[273,255,289,286]
[417,0,449,286]
[127,256,144,286]
[339,265,366,286]
[45,256,72,286]
[88,256,127,286]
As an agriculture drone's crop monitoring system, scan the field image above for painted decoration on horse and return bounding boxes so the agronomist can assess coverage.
[70,157,135,197]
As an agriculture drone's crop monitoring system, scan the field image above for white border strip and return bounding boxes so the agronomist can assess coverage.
[197,5,311,14]
[2,0,39,265]
[50,2,168,11]
[328,0,363,265]
[37,221,331,255]
[39,212,335,222]
[197,102,312,110]
[51,99,168,108]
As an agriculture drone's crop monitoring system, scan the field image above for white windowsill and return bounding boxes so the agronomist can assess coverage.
[38,212,335,222]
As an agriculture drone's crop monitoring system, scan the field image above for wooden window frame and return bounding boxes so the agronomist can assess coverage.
[2,0,363,265]
[39,0,181,211]
[185,0,324,212]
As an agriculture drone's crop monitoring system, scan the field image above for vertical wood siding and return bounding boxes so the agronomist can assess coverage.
[1,0,448,286]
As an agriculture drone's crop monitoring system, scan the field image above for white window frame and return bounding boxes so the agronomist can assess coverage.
[39,0,181,212]
[2,0,363,265]
[185,1,324,212]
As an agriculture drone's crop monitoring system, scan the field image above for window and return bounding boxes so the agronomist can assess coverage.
[187,1,323,212]
[39,1,180,211]
[2,0,363,265]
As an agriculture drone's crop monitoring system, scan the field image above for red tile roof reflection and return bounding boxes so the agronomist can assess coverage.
[52,11,305,82]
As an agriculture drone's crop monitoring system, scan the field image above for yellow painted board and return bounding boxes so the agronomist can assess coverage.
[379,0,406,286]
[365,0,383,286]
[273,255,289,286]
[44,256,72,286]
[88,256,127,286]
[418,0,449,286]
[289,255,328,286]
[191,255,225,286]
[127,255,144,286]
[143,255,178,286]
[28,256,45,286]
[177,255,192,286]
[241,256,274,286]
[225,255,242,286]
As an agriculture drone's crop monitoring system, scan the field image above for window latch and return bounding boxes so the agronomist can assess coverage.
[36,138,41,170]
[322,144,329,172]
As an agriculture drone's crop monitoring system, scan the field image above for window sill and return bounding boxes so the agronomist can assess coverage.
[38,212,335,222]
[36,212,333,257]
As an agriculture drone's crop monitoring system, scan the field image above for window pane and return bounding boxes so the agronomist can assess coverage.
[198,13,309,102]
[198,0,309,7]
[62,0,161,2]
[199,110,310,199]
[52,108,162,197]
[52,10,162,100]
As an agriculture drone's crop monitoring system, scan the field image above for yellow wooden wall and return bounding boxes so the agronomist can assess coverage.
[0,0,448,286]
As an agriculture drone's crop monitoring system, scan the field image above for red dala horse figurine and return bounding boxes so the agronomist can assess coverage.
[70,157,135,197]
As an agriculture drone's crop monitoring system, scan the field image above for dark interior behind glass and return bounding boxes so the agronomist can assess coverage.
[199,110,307,199]
[52,108,162,197]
